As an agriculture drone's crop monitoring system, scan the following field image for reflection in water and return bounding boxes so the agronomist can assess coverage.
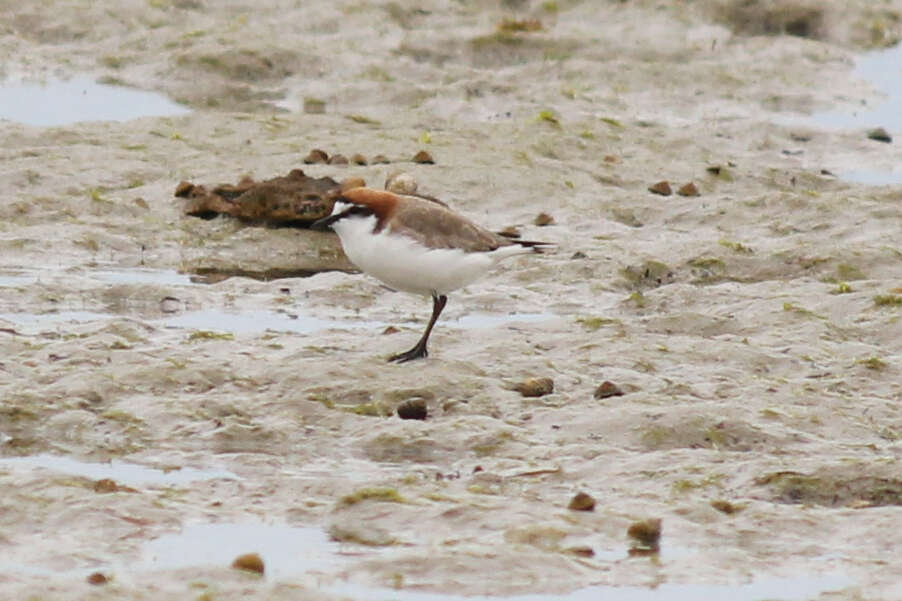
[0,454,239,486]
[0,76,190,126]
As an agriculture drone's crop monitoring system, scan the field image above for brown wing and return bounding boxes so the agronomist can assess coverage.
[388,197,513,252]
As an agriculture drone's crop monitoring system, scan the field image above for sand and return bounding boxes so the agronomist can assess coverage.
[2,1,902,599]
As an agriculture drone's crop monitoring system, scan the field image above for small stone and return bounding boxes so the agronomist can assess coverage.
[603,154,620,163]
[86,572,108,585]
[648,181,672,196]
[412,150,434,164]
[303,149,329,164]
[571,251,587,259]
[385,172,418,194]
[705,165,722,175]
[134,197,149,209]
[340,177,366,192]
[710,499,744,514]
[381,326,400,335]
[677,182,699,196]
[350,153,367,165]
[160,296,181,314]
[303,98,326,114]
[397,398,428,420]
[231,552,265,574]
[867,127,892,143]
[371,154,391,164]
[534,212,555,226]
[513,377,554,398]
[93,478,137,493]
[328,154,349,165]
[594,381,624,399]
[568,491,596,511]
[565,545,595,557]
[627,518,662,549]
[174,181,194,197]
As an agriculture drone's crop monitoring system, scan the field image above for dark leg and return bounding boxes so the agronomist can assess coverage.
[388,294,448,363]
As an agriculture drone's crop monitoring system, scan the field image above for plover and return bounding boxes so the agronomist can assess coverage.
[312,184,551,362]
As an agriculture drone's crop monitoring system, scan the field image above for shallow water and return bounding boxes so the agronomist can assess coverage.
[810,43,902,133]
[0,76,190,126]
[142,523,344,578]
[0,454,240,486]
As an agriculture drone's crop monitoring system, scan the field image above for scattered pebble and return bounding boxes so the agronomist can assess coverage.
[174,180,193,196]
[350,153,367,165]
[93,478,137,493]
[710,499,744,514]
[231,552,265,574]
[568,491,596,511]
[397,397,428,420]
[371,154,391,164]
[594,381,624,399]
[303,148,329,164]
[534,212,555,226]
[867,127,892,143]
[571,251,588,259]
[627,518,662,552]
[328,154,349,165]
[303,98,326,114]
[648,181,672,196]
[385,171,418,194]
[160,296,181,314]
[677,182,699,196]
[603,154,620,163]
[513,377,554,398]
[705,165,723,175]
[86,572,108,585]
[565,545,595,557]
[412,150,435,164]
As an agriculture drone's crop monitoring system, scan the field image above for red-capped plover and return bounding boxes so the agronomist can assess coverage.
[313,183,551,362]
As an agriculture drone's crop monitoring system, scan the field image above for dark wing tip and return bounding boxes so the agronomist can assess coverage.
[514,239,556,254]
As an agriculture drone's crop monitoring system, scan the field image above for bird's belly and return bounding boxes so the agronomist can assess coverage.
[334,219,493,296]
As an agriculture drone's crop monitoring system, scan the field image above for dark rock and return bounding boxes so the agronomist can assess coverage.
[179,168,343,226]
[594,381,624,399]
[677,182,700,196]
[303,148,329,164]
[867,127,892,143]
[397,398,428,420]
[513,377,554,398]
[412,150,435,164]
[627,518,661,551]
[568,491,596,511]
[648,181,672,196]
[231,553,264,574]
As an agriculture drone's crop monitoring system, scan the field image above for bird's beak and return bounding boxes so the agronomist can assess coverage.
[310,215,335,231]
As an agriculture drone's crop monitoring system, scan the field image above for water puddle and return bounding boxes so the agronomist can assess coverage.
[809,43,902,133]
[0,76,190,126]
[325,573,853,601]
[159,309,378,335]
[91,267,198,286]
[142,523,343,578]
[0,269,37,288]
[0,454,240,486]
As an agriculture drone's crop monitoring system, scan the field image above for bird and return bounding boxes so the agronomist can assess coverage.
[312,180,552,362]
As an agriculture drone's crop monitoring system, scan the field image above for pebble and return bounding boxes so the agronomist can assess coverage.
[867,127,892,143]
[677,182,699,196]
[397,398,428,420]
[231,552,265,574]
[534,212,555,226]
[648,181,672,196]
[350,153,368,165]
[513,377,554,398]
[412,150,435,164]
[594,381,624,399]
[303,148,329,164]
[86,572,108,585]
[568,491,596,511]
[328,154,349,165]
[627,518,662,550]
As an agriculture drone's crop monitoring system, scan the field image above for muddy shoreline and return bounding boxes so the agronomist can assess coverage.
[3,1,902,600]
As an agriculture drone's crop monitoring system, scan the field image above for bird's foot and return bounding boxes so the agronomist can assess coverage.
[388,345,428,363]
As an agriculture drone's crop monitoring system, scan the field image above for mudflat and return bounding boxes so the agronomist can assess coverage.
[2,1,902,599]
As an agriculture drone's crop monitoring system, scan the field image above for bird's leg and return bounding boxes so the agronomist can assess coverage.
[388,293,448,363]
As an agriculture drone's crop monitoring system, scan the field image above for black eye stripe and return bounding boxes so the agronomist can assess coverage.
[311,203,374,229]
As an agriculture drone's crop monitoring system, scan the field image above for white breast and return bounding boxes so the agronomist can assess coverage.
[332,215,525,296]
